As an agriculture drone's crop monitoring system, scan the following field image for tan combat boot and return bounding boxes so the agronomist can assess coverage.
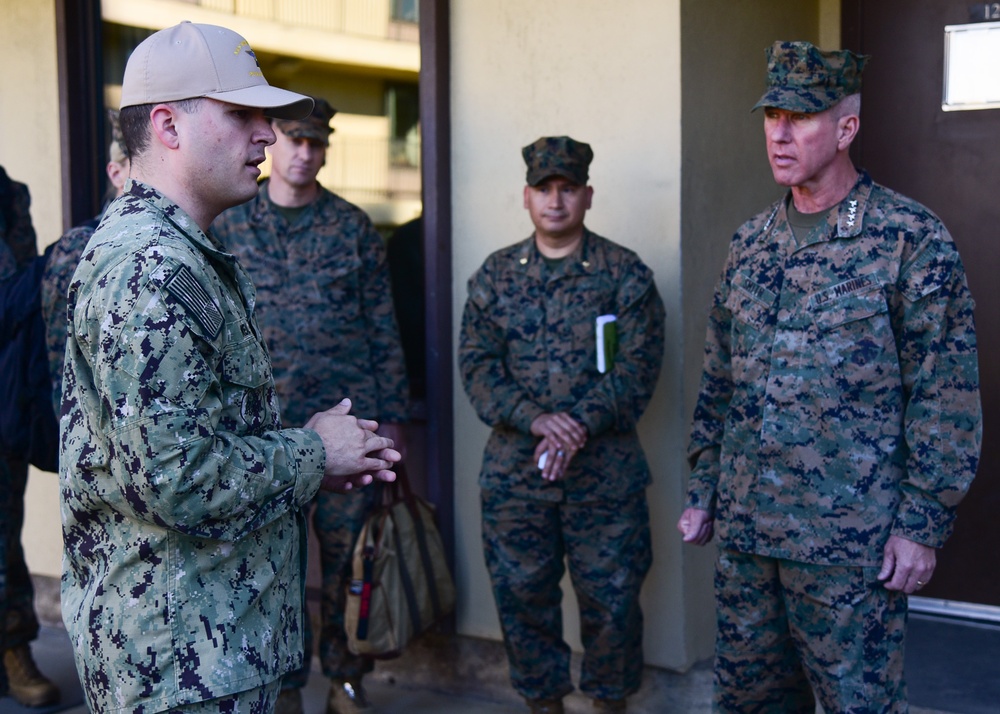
[3,644,61,708]
[326,678,373,714]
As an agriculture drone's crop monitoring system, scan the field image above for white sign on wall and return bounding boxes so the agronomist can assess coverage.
[943,20,1000,111]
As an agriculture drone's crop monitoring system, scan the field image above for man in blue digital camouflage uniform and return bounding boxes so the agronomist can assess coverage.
[678,41,982,713]
[60,22,399,714]
[0,166,61,707]
[213,96,409,714]
[460,137,665,714]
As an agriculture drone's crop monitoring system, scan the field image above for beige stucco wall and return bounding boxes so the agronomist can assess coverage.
[2,0,65,579]
[450,0,692,670]
[0,1,62,244]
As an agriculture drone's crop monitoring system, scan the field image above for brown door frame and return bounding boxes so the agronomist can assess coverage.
[419,0,455,568]
[55,0,105,232]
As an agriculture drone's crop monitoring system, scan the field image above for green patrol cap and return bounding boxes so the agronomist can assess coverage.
[752,41,870,113]
[274,97,337,146]
[522,136,593,186]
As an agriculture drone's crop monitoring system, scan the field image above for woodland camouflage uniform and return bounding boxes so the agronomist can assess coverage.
[461,187,665,703]
[687,41,982,713]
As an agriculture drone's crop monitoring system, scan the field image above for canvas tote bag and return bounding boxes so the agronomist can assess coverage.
[345,465,455,657]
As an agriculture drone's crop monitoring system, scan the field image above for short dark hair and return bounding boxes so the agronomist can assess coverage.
[118,104,153,159]
[118,99,204,160]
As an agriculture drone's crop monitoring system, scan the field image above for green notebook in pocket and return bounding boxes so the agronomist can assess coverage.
[596,314,617,373]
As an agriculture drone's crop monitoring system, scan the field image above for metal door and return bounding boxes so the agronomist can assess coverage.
[843,0,1000,607]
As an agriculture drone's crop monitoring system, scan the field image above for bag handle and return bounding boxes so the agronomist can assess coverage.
[398,464,446,623]
[375,463,448,625]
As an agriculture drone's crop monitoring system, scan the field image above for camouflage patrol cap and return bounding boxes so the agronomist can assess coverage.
[522,136,593,186]
[752,41,870,113]
[273,97,337,146]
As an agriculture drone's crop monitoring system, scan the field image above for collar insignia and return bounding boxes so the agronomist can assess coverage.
[846,200,858,228]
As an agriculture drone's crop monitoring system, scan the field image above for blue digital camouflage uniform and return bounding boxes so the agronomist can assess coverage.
[0,166,42,696]
[460,229,665,702]
[60,179,328,714]
[686,170,982,712]
[40,217,100,416]
[0,166,36,282]
[212,180,409,686]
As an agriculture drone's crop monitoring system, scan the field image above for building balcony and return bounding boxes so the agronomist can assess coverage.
[188,0,418,42]
[99,1,421,227]
[102,0,421,75]
[321,135,422,226]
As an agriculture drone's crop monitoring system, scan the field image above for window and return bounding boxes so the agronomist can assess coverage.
[386,82,420,166]
[392,0,419,24]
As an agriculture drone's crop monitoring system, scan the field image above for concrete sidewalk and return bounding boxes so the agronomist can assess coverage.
[5,626,960,714]
[7,575,979,714]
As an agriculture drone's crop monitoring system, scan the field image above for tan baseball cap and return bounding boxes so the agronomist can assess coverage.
[119,21,313,120]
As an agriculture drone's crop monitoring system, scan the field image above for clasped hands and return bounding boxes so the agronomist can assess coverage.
[305,398,401,493]
[530,412,587,481]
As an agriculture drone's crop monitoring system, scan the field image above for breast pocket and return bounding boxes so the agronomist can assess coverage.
[504,303,544,350]
[810,287,897,375]
[220,333,274,433]
[307,256,364,344]
[494,297,545,398]
[812,289,887,332]
[311,254,362,303]
[566,296,616,379]
[221,335,270,388]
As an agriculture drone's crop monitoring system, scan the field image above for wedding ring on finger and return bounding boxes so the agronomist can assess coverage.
[916,580,927,587]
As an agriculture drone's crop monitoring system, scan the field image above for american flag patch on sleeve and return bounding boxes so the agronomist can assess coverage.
[163,264,224,338]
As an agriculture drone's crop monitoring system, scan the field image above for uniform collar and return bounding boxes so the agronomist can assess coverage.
[775,169,874,248]
[124,178,231,259]
[252,179,329,226]
[832,169,874,239]
[124,178,258,311]
[511,228,600,279]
